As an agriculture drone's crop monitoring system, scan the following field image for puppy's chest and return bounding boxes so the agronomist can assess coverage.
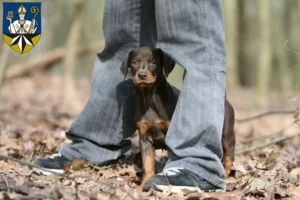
[136,97,170,144]
[141,106,161,121]
[136,97,169,124]
[137,107,168,149]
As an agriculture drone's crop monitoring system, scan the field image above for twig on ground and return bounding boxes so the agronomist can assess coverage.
[90,163,99,173]
[235,132,300,155]
[1,175,9,188]
[0,186,28,195]
[38,144,45,156]
[235,110,294,123]
[0,154,137,200]
[13,194,56,200]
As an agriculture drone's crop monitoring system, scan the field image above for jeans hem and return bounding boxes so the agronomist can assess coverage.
[59,144,80,161]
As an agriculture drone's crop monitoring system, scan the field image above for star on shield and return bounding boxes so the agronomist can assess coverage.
[10,34,35,53]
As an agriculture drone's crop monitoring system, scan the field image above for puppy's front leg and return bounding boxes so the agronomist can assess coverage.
[137,120,156,187]
[154,120,170,132]
[221,138,232,177]
[140,138,155,187]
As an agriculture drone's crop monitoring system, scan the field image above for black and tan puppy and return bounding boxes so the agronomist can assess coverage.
[120,47,235,186]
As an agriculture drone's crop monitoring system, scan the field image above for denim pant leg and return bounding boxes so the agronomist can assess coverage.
[155,0,226,189]
[59,0,157,164]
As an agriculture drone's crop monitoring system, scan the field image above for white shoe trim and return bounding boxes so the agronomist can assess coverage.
[49,153,62,159]
[157,167,185,176]
[155,184,202,194]
[34,168,64,175]
[155,184,224,194]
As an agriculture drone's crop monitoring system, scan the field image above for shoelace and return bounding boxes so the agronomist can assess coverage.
[160,168,186,186]
[159,167,185,176]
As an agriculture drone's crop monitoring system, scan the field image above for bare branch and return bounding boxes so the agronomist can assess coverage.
[13,194,56,200]
[4,42,104,80]
[239,120,296,143]
[0,186,28,195]
[235,110,294,123]
[235,132,300,155]
[287,60,300,68]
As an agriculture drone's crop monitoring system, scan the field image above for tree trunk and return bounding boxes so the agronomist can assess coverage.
[238,0,257,87]
[224,0,240,87]
[273,1,291,94]
[255,0,272,104]
[292,1,300,87]
[42,0,66,52]
[61,0,84,112]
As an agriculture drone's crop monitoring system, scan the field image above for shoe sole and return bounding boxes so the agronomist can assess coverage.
[152,184,202,194]
[33,168,64,175]
[151,184,224,194]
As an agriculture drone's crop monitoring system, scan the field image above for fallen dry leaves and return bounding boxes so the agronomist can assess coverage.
[0,74,299,199]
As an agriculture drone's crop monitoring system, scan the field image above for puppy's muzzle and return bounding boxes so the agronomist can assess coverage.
[138,72,147,80]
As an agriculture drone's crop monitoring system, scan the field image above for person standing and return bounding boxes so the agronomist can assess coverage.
[34,0,227,192]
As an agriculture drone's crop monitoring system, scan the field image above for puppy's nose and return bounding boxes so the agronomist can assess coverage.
[138,72,147,80]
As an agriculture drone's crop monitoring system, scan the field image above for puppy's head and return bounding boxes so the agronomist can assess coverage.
[120,47,175,89]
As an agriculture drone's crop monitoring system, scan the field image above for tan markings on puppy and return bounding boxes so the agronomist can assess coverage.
[140,149,155,187]
[147,57,153,62]
[222,138,232,177]
[134,72,157,91]
[154,120,170,132]
[137,120,152,135]
[145,71,156,83]
[135,56,141,61]
[133,74,139,85]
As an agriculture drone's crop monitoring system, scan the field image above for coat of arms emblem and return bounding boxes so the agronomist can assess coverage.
[2,2,41,54]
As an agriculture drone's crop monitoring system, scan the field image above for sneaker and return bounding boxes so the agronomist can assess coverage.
[144,167,221,193]
[31,153,70,174]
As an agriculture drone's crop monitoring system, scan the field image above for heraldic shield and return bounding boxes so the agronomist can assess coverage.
[2,2,41,54]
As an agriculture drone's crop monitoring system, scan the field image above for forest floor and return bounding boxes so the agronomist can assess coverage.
[0,74,300,200]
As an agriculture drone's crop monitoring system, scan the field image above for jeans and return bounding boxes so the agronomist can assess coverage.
[59,0,226,189]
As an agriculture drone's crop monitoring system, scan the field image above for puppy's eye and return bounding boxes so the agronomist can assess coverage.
[149,60,156,66]
[132,60,138,65]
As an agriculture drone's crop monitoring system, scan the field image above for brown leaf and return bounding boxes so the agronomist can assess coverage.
[70,157,89,170]
[54,187,63,199]
[2,193,10,200]
[291,186,300,198]
[244,178,274,197]
[186,192,242,200]
[290,167,300,179]
[0,160,14,170]
[63,162,71,172]
[7,148,23,159]
[97,193,110,200]
[264,152,280,170]
[226,177,239,191]
[233,160,248,175]
[63,179,72,186]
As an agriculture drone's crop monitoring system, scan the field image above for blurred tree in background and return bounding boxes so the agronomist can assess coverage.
[0,0,299,105]
[256,0,272,104]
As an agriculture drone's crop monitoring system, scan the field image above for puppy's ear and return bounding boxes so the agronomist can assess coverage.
[157,49,175,78]
[120,50,133,80]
